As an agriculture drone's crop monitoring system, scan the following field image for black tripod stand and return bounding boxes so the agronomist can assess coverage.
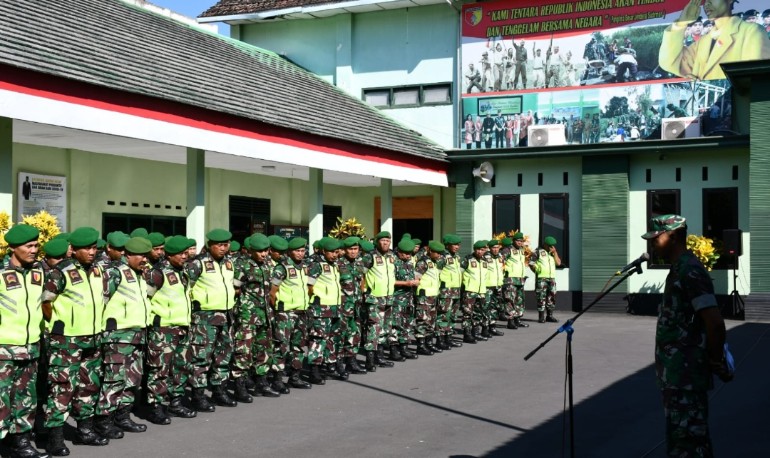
[728,254,745,317]
[523,264,644,458]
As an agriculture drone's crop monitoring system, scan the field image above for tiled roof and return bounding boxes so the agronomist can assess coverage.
[0,0,445,162]
[199,0,343,18]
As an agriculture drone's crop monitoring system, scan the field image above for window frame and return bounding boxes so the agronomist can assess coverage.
[101,213,186,238]
[492,194,521,236]
[362,83,453,109]
[702,187,739,270]
[539,193,569,268]
[646,189,681,269]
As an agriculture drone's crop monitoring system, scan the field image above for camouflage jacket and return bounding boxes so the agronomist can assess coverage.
[394,257,416,297]
[233,256,271,310]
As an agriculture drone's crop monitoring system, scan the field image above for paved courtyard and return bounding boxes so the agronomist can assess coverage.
[28,313,770,457]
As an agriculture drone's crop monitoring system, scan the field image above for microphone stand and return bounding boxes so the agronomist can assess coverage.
[523,264,644,458]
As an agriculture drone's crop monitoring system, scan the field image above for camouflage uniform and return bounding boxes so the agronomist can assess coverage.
[361,250,396,350]
[657,251,717,457]
[530,248,557,312]
[271,258,308,371]
[393,258,416,345]
[484,251,506,325]
[413,256,437,340]
[306,260,340,366]
[437,252,461,337]
[460,254,487,332]
[337,257,363,358]
[502,247,528,319]
[232,256,275,378]
[0,257,44,439]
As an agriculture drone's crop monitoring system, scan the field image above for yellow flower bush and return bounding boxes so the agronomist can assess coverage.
[328,217,366,240]
[0,210,62,259]
[493,229,533,257]
[0,210,11,257]
[687,234,720,271]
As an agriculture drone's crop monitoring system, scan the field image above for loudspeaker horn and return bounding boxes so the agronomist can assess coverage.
[472,161,495,183]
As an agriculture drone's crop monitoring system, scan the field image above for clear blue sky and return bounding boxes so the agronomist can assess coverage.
[150,0,228,34]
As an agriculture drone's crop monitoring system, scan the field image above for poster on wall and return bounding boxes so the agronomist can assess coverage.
[17,172,67,230]
[460,0,770,149]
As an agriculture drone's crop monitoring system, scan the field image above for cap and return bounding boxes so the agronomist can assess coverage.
[69,227,100,248]
[3,224,39,246]
[397,239,415,253]
[96,239,106,249]
[130,228,149,238]
[487,240,500,248]
[360,240,375,253]
[206,229,232,243]
[641,214,687,240]
[249,234,271,251]
[289,237,308,250]
[513,232,525,241]
[428,241,445,252]
[312,240,322,249]
[443,234,461,245]
[165,235,192,255]
[43,238,69,257]
[125,237,152,254]
[544,236,558,246]
[501,237,513,247]
[412,238,422,246]
[269,235,289,251]
[230,241,241,252]
[146,232,165,247]
[321,238,341,251]
[374,231,391,240]
[473,240,488,250]
[343,237,361,248]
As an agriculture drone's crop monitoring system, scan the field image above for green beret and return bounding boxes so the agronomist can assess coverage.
[206,228,232,243]
[230,241,241,252]
[401,233,412,240]
[130,228,149,238]
[52,232,71,241]
[125,237,152,254]
[165,235,192,255]
[397,239,415,253]
[412,238,422,246]
[473,240,488,250]
[269,235,288,251]
[428,241,445,252]
[187,238,197,248]
[106,231,129,248]
[513,232,525,241]
[443,234,461,245]
[374,231,391,240]
[69,227,100,248]
[147,232,165,247]
[97,238,106,249]
[243,238,251,250]
[43,238,69,257]
[501,237,513,247]
[343,237,360,247]
[321,238,341,251]
[360,240,375,253]
[288,237,308,250]
[312,240,322,249]
[249,234,271,251]
[4,224,39,246]
[488,239,500,247]
[544,236,557,246]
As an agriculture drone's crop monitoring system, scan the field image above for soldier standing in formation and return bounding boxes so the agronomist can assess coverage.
[530,236,560,323]
[502,233,529,329]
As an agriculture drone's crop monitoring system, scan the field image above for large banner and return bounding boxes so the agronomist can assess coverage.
[17,172,67,230]
[460,0,770,148]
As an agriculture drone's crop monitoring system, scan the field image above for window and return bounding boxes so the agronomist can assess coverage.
[492,195,520,235]
[229,195,271,244]
[323,205,342,233]
[540,194,569,267]
[102,213,186,238]
[646,189,681,267]
[363,83,452,109]
[703,187,738,270]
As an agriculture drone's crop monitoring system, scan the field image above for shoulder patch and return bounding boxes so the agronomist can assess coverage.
[123,268,136,283]
[67,269,83,285]
[31,270,43,286]
[2,271,21,290]
[225,261,233,271]
[92,267,101,277]
[375,256,384,266]
[322,263,331,273]
[166,272,179,285]
[204,261,215,273]
[471,261,477,268]
[288,267,298,279]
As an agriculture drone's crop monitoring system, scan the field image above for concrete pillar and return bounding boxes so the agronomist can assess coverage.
[380,178,393,236]
[335,14,354,96]
[187,148,206,247]
[0,118,12,220]
[308,168,324,246]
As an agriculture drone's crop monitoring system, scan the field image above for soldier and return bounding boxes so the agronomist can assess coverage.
[393,239,419,360]
[41,238,69,273]
[129,228,148,238]
[187,229,238,410]
[42,227,110,455]
[642,214,731,457]
[460,241,489,344]
[145,232,165,268]
[306,238,342,384]
[0,225,48,458]
[414,241,445,354]
[144,235,198,424]
[269,237,312,390]
[437,234,463,350]
[231,233,280,400]
[484,240,505,338]
[96,237,153,435]
[530,236,561,323]
[502,234,529,329]
[337,237,368,374]
[512,39,528,89]
[103,232,128,265]
[360,232,397,371]
[228,241,241,262]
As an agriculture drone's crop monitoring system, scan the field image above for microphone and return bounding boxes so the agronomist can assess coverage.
[616,253,650,275]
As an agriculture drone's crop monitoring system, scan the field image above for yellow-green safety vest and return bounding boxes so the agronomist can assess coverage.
[504,249,527,278]
[462,257,487,294]
[486,255,504,287]
[50,263,105,336]
[276,260,309,311]
[366,251,395,297]
[535,249,557,279]
[103,265,151,330]
[0,266,44,346]
[417,258,440,297]
[439,254,462,289]
[150,266,191,327]
[190,257,236,311]
[310,262,341,306]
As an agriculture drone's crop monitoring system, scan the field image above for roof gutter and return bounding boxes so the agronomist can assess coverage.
[198,0,403,23]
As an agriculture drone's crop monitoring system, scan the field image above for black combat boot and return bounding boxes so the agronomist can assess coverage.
[287,369,311,389]
[365,351,377,372]
[309,365,326,385]
[428,336,443,353]
[254,375,280,397]
[167,397,196,418]
[507,319,518,329]
[233,377,254,403]
[94,413,124,439]
[538,311,546,323]
[546,311,558,323]
[146,404,172,425]
[375,347,394,367]
[211,385,237,407]
[474,326,488,341]
[46,426,70,456]
[9,432,46,458]
[347,356,367,374]
[448,333,463,347]
[389,344,405,362]
[245,374,256,391]
[74,417,109,446]
[191,388,215,412]
[462,328,477,344]
[335,359,350,381]
[399,343,417,360]
[489,323,504,336]
[515,317,529,328]
[416,338,433,355]
[440,334,452,351]
[270,372,291,394]
[114,405,146,433]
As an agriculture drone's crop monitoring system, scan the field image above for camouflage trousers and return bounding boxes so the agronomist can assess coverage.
[189,311,233,389]
[97,328,146,415]
[503,280,526,318]
[334,302,361,359]
[536,278,557,312]
[461,292,485,331]
[0,344,40,438]
[306,304,339,366]
[486,286,507,324]
[393,293,414,344]
[414,295,437,339]
[438,288,461,335]
[362,296,393,351]
[272,311,306,371]
[45,334,102,427]
[145,326,191,405]
[662,389,713,458]
[232,306,275,379]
